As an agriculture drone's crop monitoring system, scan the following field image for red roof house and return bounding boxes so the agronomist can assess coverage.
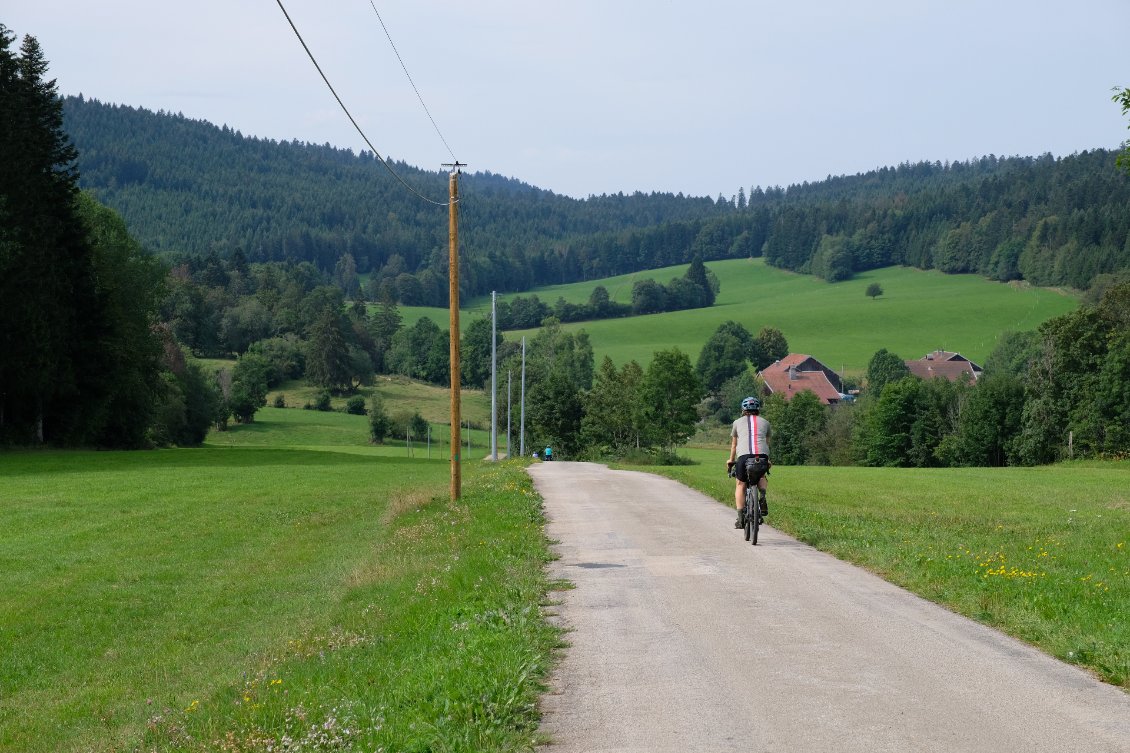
[905,350,983,383]
[759,354,845,405]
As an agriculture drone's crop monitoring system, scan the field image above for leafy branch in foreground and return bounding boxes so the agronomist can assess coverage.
[1114,86,1130,173]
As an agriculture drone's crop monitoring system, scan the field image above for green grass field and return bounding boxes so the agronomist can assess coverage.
[642,449,1130,688]
[0,412,556,752]
[408,260,1077,374]
[3,408,1127,753]
[207,406,499,461]
[514,260,1077,372]
[265,376,491,429]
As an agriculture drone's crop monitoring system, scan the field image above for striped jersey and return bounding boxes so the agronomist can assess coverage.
[731,413,771,457]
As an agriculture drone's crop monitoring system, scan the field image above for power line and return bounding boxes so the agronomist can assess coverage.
[273,0,452,207]
[368,1,458,164]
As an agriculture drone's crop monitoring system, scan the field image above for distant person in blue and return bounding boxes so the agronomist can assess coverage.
[544,446,553,461]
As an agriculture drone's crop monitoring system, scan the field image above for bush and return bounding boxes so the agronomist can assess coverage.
[229,354,271,424]
[273,394,286,408]
[345,395,366,415]
[313,391,332,412]
[368,396,392,443]
[389,409,428,439]
[409,412,429,439]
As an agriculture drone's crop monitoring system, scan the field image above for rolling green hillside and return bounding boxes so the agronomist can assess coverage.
[420,260,1078,374]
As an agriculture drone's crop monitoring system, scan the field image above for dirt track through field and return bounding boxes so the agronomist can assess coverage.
[530,461,1130,753]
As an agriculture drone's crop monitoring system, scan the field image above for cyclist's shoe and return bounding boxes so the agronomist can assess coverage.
[759,494,768,517]
[734,510,745,529]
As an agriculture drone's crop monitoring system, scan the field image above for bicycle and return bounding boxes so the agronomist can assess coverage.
[728,456,768,545]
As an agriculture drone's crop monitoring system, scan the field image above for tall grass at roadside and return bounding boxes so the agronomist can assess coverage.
[0,444,559,752]
[644,453,1129,688]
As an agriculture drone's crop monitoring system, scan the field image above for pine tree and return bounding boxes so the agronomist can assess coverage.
[368,289,402,373]
[0,28,95,443]
[306,306,352,392]
[684,254,716,306]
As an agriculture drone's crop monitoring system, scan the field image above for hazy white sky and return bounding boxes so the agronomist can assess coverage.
[5,1,1128,200]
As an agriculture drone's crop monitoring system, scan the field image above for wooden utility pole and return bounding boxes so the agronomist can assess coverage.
[446,164,464,500]
[490,290,498,461]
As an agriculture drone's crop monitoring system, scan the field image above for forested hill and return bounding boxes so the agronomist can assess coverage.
[64,96,1130,303]
[61,96,728,299]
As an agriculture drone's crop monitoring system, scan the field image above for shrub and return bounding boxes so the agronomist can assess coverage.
[368,395,392,443]
[273,394,286,408]
[345,395,366,415]
[313,391,332,412]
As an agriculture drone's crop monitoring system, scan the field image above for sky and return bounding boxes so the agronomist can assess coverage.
[5,1,1129,201]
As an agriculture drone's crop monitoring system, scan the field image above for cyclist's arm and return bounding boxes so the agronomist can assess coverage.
[727,435,738,469]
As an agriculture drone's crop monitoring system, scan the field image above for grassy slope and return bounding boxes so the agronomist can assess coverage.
[408,260,1077,374]
[513,260,1077,372]
[644,449,1130,688]
[263,376,492,429]
[0,411,556,752]
[207,406,497,460]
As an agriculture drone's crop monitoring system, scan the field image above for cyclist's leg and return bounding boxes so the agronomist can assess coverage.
[757,473,768,516]
[734,478,746,528]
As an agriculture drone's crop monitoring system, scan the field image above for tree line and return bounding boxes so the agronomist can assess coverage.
[1,26,178,447]
[495,256,719,328]
[62,95,1130,307]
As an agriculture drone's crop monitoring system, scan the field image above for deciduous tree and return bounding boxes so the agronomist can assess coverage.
[866,348,909,397]
[640,348,702,452]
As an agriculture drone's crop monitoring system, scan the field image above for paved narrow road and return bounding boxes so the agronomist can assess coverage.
[530,462,1130,753]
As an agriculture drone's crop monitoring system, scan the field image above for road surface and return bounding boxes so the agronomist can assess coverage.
[530,461,1130,753]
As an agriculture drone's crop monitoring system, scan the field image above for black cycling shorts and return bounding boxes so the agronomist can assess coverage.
[735,453,769,483]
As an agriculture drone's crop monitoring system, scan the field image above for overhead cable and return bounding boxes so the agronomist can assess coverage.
[273,0,452,206]
[368,1,458,164]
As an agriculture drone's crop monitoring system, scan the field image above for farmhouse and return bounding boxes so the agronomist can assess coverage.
[760,354,846,405]
[905,350,983,383]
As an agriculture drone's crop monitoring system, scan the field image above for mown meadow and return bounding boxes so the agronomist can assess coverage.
[0,409,558,753]
[411,259,1078,373]
[648,448,1130,689]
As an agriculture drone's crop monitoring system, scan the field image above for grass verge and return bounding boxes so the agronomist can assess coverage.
[640,452,1129,689]
[0,447,560,752]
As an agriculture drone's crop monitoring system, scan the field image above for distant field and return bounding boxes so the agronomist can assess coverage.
[407,261,1078,374]
[265,374,491,428]
[189,364,493,443]
[514,260,1077,372]
[207,406,498,461]
[351,261,1076,373]
[643,451,1130,688]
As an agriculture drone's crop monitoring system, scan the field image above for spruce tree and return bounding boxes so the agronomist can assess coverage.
[684,254,716,306]
[0,28,94,443]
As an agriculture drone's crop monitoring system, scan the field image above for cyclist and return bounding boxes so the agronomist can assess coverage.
[727,396,771,529]
[544,445,553,461]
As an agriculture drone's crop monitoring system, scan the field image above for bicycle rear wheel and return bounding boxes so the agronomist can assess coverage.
[746,487,758,545]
